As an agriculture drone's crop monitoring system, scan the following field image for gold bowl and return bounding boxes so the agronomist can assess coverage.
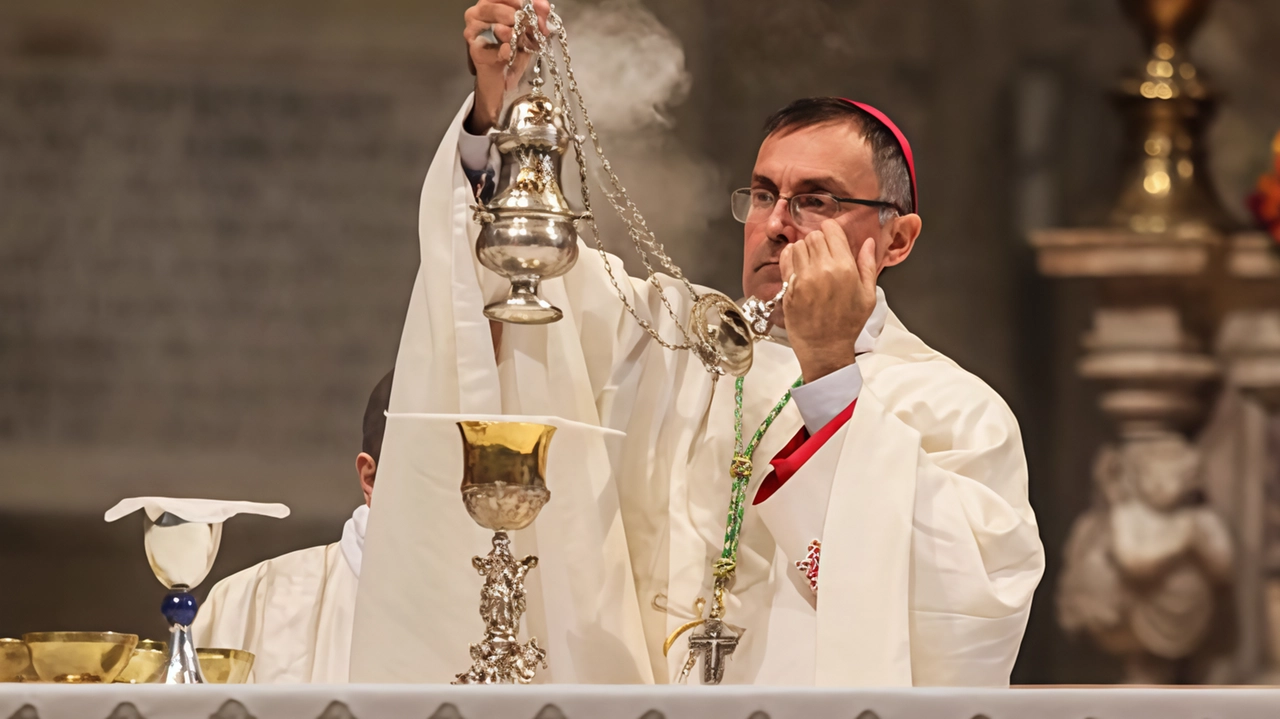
[197,648,254,684]
[457,421,556,531]
[0,639,35,682]
[23,632,138,683]
[114,640,168,684]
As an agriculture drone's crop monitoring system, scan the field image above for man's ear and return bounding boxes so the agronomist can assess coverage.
[356,452,377,507]
[881,213,922,269]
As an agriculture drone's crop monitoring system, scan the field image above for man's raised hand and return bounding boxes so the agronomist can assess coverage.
[464,0,551,134]
[778,220,878,382]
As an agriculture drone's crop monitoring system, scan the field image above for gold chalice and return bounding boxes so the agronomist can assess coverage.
[454,421,556,685]
[23,632,138,683]
[197,648,255,684]
[114,639,168,684]
[459,421,554,532]
[0,639,34,682]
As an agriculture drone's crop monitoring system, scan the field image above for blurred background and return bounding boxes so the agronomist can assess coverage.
[2,0,1279,685]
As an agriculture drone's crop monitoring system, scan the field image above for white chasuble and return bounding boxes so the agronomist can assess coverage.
[194,543,357,683]
[350,97,1045,686]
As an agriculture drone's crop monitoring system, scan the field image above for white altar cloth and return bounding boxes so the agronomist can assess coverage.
[2,685,1279,719]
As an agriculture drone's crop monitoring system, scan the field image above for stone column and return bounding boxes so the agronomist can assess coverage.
[1036,230,1234,683]
[1214,242,1280,681]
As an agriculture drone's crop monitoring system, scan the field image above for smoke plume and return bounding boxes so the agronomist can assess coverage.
[548,0,725,288]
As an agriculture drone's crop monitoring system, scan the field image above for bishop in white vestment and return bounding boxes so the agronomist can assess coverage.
[193,371,392,683]
[351,0,1044,687]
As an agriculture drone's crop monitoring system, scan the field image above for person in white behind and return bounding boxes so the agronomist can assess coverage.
[193,370,392,683]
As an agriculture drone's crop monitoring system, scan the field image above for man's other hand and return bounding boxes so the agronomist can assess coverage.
[779,219,877,383]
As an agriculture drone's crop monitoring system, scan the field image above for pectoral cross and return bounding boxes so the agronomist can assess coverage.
[682,619,738,685]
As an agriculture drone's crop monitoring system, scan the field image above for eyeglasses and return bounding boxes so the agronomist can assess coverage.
[730,188,901,227]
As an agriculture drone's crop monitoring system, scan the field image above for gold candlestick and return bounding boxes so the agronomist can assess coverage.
[1111,0,1232,238]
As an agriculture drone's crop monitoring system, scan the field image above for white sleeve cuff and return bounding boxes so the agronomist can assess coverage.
[789,362,863,434]
[458,127,495,173]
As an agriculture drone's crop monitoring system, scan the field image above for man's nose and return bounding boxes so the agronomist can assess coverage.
[764,199,799,244]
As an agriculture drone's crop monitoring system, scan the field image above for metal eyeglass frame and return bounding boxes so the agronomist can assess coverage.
[730,187,901,226]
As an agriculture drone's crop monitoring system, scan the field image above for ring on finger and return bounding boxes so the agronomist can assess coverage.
[477,24,500,46]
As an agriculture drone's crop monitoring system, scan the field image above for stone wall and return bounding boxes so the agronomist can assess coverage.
[0,0,471,641]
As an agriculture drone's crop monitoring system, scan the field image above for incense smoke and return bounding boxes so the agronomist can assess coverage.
[551,0,725,289]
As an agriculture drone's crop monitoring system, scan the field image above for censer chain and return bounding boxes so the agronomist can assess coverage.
[507,3,731,371]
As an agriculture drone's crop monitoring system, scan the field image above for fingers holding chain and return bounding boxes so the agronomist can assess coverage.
[471,1,552,51]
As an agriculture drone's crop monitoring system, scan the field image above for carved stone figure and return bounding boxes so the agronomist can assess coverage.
[1059,433,1234,683]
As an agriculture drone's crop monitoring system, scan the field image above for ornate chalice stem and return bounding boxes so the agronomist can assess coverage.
[453,532,548,685]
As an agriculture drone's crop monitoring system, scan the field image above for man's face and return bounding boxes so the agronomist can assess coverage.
[741,121,893,315]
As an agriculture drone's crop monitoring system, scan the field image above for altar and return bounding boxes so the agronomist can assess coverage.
[2,685,1279,719]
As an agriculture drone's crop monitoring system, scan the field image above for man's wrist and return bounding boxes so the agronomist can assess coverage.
[795,341,859,384]
[464,106,498,135]
[466,86,504,135]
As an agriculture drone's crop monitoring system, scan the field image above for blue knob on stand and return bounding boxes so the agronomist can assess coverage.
[158,586,206,683]
[162,591,199,627]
